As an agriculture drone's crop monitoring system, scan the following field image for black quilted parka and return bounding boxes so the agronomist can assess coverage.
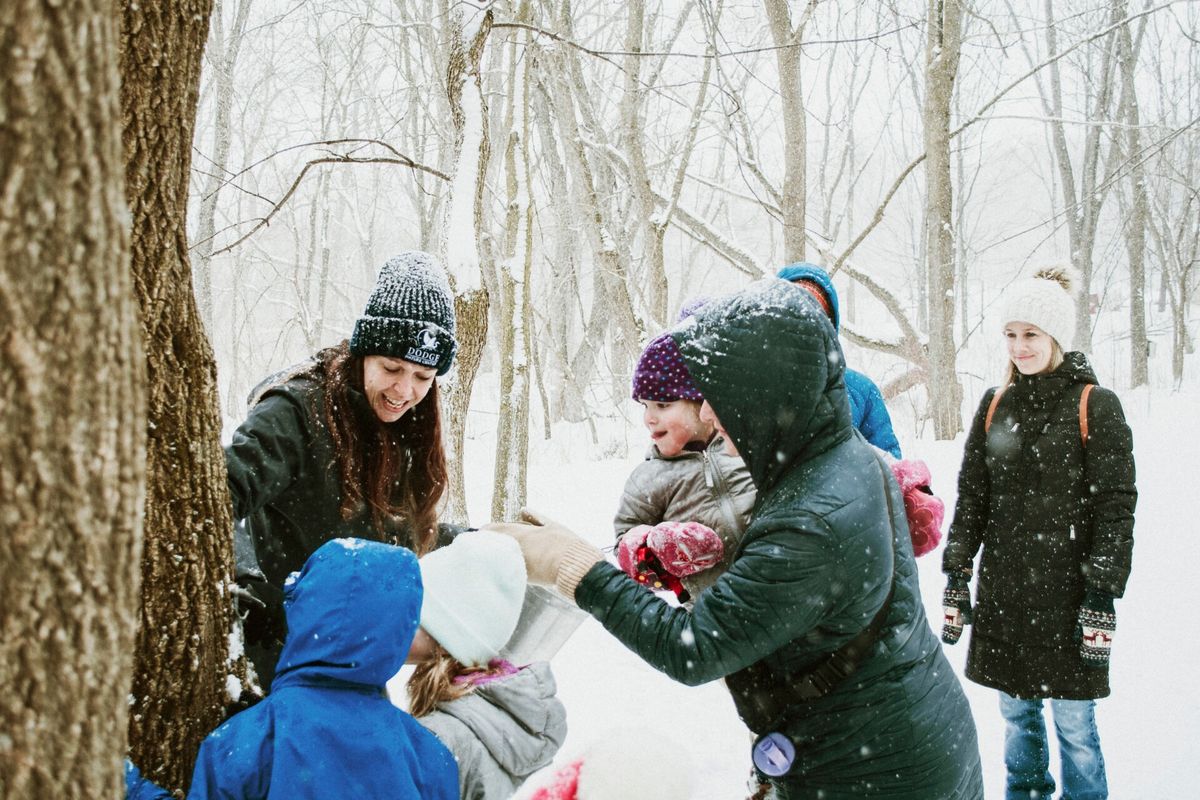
[943,351,1136,699]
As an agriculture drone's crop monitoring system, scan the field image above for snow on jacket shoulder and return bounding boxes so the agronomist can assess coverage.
[419,662,567,800]
[188,539,458,800]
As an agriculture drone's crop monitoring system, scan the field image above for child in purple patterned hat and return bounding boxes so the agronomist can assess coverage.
[613,330,757,603]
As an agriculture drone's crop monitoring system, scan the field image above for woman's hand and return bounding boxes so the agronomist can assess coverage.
[483,509,602,596]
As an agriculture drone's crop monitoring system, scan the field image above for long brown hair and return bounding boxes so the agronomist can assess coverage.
[315,341,447,555]
[407,642,513,718]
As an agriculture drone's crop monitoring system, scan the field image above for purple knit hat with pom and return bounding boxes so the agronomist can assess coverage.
[631,332,703,402]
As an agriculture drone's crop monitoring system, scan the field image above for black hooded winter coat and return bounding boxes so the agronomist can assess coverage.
[574,280,983,799]
[942,351,1136,699]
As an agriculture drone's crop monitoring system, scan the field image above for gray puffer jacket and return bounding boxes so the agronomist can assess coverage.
[418,663,567,800]
[613,437,756,596]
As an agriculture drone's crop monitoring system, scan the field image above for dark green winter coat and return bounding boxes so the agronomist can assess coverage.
[942,351,1136,699]
[225,361,455,684]
[575,280,983,800]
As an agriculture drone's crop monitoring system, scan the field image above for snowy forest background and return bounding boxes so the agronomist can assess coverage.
[2,0,1198,796]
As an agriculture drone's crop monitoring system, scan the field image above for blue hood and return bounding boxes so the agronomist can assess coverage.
[273,538,421,689]
[776,263,840,330]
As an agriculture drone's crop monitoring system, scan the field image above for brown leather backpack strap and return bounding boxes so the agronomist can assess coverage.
[1079,384,1094,447]
[984,386,1006,433]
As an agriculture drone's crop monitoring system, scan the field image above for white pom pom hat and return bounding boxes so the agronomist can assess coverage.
[418,531,527,667]
[998,266,1079,348]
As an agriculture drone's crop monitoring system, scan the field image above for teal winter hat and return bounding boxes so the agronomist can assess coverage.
[350,251,458,375]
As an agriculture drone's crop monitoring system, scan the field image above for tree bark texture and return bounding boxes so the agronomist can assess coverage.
[923,0,964,439]
[120,0,238,791]
[764,0,809,264]
[0,2,145,795]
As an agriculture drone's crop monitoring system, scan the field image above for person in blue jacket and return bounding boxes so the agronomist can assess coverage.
[776,263,902,458]
[126,537,458,800]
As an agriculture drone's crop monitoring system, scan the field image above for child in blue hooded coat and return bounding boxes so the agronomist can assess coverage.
[126,537,457,800]
[776,262,902,458]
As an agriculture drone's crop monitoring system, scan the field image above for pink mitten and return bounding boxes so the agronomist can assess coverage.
[645,521,724,577]
[889,459,944,557]
[616,525,653,579]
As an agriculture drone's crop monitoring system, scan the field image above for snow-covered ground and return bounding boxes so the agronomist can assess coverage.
[445,383,1200,798]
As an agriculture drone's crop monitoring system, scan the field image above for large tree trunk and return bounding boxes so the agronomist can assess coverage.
[923,0,964,439]
[0,2,145,796]
[121,0,239,792]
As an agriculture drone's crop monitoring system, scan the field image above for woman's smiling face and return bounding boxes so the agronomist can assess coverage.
[1004,322,1056,375]
[362,355,436,423]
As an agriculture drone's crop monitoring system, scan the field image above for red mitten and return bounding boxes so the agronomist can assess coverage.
[616,525,653,579]
[889,459,944,557]
[528,758,582,800]
[645,521,724,577]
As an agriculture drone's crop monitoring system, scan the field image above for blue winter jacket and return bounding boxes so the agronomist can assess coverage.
[777,263,902,458]
[127,538,458,800]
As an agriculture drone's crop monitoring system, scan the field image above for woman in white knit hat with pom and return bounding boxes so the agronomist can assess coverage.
[941,267,1137,800]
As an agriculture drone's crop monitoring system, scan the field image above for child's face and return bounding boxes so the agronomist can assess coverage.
[639,398,712,457]
[700,400,739,457]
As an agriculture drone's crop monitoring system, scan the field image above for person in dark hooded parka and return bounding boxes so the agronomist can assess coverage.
[127,537,458,800]
[488,279,984,799]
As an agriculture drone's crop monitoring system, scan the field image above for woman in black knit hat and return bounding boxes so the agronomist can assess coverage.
[225,250,459,688]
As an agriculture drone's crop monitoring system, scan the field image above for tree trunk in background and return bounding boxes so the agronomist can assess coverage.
[121,0,240,792]
[1117,10,1148,387]
[192,0,254,337]
[923,0,964,439]
[764,0,809,264]
[1040,0,1121,353]
[440,5,493,525]
[0,4,144,796]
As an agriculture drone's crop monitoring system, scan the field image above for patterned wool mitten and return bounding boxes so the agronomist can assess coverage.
[645,521,724,577]
[941,572,973,645]
[1077,590,1117,669]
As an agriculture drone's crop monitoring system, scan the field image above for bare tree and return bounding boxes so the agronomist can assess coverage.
[923,0,964,439]
[121,0,241,791]
[0,3,145,796]
[764,0,819,263]
[1114,2,1150,386]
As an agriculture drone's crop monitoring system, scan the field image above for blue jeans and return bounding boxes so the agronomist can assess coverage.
[998,692,1108,800]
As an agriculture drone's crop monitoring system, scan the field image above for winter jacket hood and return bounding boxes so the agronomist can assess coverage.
[274,537,420,688]
[776,262,842,329]
[184,537,459,800]
[672,278,853,496]
[420,662,567,799]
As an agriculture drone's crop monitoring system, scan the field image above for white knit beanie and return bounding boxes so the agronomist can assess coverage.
[998,266,1079,348]
[418,531,527,667]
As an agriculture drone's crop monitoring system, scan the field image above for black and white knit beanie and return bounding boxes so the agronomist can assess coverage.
[350,251,458,375]
[999,265,1079,348]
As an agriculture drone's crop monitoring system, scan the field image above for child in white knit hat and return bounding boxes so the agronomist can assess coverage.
[406,531,568,800]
